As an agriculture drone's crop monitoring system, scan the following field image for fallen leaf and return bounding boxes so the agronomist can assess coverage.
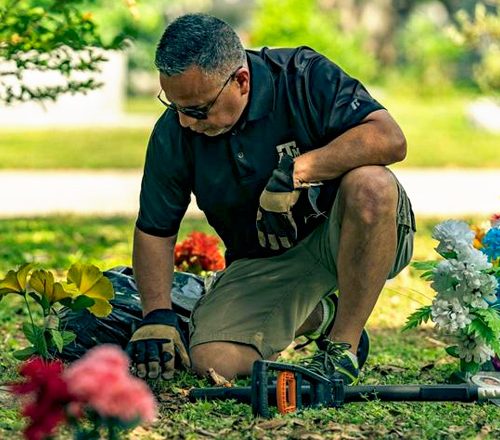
[256,419,288,430]
[194,427,218,438]
[388,427,405,437]
[128,426,164,439]
[207,367,233,387]
[447,425,465,433]
[326,421,344,432]
[171,386,190,396]
[298,431,325,440]
[425,336,447,347]
[476,425,492,439]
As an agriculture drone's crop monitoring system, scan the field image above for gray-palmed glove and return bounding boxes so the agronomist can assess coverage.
[256,154,301,250]
[126,308,190,380]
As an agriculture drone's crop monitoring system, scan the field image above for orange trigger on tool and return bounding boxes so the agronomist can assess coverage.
[276,371,297,414]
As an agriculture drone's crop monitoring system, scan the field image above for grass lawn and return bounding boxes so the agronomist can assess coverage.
[1,215,499,439]
[1,91,499,169]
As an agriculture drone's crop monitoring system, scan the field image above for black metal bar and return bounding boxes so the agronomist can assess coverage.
[190,383,481,405]
[344,385,479,402]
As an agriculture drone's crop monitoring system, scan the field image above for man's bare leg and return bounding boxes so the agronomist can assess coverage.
[190,342,279,379]
[327,166,398,353]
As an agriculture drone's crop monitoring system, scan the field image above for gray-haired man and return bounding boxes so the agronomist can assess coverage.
[126,13,416,383]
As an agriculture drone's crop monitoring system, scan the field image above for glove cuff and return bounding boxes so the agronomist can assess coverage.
[277,154,294,173]
[143,308,179,326]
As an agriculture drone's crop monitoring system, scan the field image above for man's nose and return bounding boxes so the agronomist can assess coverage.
[178,112,197,128]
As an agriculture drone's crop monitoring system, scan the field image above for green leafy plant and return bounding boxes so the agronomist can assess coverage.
[0,0,135,104]
[0,262,114,360]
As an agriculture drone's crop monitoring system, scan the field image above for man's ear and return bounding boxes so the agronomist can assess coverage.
[235,68,250,96]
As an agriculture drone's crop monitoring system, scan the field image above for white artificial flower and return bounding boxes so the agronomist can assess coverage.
[460,289,489,309]
[456,332,495,364]
[478,273,499,303]
[432,220,475,257]
[431,297,472,333]
[454,271,498,308]
[455,245,491,270]
[431,260,459,295]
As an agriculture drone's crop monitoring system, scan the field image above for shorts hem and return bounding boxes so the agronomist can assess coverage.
[189,332,275,359]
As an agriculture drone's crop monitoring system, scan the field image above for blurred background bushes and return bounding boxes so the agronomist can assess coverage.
[1,0,498,99]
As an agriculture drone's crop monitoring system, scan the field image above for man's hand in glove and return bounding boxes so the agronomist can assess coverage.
[126,308,190,380]
[257,154,301,250]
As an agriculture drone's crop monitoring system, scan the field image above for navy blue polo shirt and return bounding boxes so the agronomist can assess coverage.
[136,46,385,264]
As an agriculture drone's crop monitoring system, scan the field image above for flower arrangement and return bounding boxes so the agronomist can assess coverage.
[10,344,157,440]
[404,214,500,375]
[174,231,225,275]
[0,263,114,360]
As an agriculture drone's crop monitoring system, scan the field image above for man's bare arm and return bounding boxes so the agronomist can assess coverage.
[293,109,407,185]
[132,227,176,316]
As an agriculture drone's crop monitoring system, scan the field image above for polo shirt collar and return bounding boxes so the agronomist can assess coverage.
[245,51,275,123]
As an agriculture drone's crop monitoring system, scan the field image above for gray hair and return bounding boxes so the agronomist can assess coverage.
[155,13,246,79]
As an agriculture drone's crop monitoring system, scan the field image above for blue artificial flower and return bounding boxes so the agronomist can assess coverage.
[482,227,500,261]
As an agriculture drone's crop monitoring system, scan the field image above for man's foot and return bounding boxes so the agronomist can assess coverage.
[300,340,360,385]
[317,329,370,370]
[299,291,370,369]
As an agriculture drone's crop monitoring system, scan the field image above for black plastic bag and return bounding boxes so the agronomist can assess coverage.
[55,266,205,362]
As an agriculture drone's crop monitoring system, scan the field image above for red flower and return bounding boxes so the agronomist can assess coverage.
[174,232,225,274]
[10,358,77,440]
[491,213,500,228]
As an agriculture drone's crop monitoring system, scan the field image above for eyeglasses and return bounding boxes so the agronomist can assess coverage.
[157,65,243,120]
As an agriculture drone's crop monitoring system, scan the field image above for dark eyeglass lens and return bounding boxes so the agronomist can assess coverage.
[181,108,208,120]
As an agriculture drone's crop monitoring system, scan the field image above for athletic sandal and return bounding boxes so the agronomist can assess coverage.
[299,340,360,385]
[297,290,370,369]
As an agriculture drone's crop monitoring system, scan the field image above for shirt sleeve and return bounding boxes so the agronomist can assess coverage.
[135,119,192,237]
[306,53,385,142]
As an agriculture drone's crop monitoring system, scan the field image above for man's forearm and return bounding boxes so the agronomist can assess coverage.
[293,109,406,185]
[132,227,176,316]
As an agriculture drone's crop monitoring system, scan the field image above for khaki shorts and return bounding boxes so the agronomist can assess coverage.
[189,171,416,358]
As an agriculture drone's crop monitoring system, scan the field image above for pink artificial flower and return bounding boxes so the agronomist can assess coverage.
[64,345,157,424]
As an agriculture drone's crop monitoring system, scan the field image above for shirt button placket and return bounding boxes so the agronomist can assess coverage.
[229,133,248,178]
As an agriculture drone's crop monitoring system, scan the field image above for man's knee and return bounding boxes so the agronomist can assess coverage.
[190,341,261,379]
[339,166,398,224]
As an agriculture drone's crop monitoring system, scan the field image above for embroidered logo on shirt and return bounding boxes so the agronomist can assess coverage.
[351,98,361,110]
[276,141,300,159]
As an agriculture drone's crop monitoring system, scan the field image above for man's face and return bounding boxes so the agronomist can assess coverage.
[159,65,250,137]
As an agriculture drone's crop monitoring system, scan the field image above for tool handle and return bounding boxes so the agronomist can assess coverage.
[345,384,479,402]
[252,360,272,417]
[189,386,253,403]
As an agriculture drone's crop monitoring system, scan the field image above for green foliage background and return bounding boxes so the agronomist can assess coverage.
[0,0,131,102]
[250,0,379,83]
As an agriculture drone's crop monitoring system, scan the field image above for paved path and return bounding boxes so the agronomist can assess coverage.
[0,169,499,218]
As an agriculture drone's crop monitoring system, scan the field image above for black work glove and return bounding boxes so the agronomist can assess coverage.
[126,309,190,380]
[256,154,301,250]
